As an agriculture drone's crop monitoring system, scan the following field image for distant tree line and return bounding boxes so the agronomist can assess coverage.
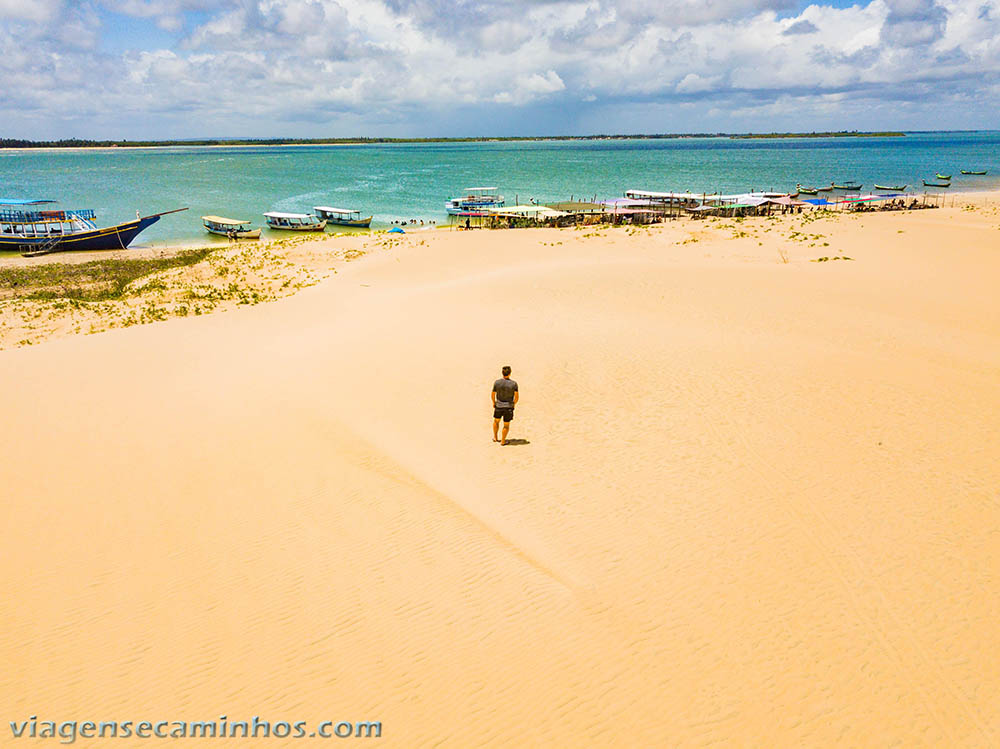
[0,131,905,149]
[731,131,905,139]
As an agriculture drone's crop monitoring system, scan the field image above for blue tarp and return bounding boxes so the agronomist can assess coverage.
[802,198,832,206]
[388,227,405,234]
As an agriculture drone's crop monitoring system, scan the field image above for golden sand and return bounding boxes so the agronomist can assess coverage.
[2,199,998,746]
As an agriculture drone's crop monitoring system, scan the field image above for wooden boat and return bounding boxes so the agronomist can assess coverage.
[831,182,862,190]
[935,173,952,180]
[796,184,818,195]
[313,206,372,228]
[923,180,950,188]
[0,199,186,256]
[816,185,833,192]
[961,170,987,175]
[202,215,260,239]
[262,212,326,231]
[874,184,907,191]
[446,187,504,215]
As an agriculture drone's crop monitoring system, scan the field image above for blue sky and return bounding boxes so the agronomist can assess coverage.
[1,1,998,139]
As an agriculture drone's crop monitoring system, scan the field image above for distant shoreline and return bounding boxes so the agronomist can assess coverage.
[0,131,906,152]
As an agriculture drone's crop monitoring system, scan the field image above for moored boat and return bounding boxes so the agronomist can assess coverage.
[874,183,907,191]
[832,182,863,190]
[796,184,819,195]
[816,185,833,192]
[960,170,987,175]
[202,215,260,239]
[935,173,952,180]
[0,198,186,256]
[313,206,372,228]
[263,212,327,231]
[446,187,504,215]
[923,180,950,188]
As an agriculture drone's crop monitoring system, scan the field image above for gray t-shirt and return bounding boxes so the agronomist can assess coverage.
[493,378,518,408]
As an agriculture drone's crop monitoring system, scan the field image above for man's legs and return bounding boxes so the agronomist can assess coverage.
[493,418,501,442]
[501,420,510,445]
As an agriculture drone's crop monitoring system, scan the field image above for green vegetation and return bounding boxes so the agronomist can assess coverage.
[731,131,904,139]
[0,249,213,301]
[0,130,904,149]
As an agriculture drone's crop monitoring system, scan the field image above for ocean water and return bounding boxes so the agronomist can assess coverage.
[2,131,998,246]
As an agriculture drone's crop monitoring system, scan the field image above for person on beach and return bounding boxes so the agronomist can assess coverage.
[492,366,518,445]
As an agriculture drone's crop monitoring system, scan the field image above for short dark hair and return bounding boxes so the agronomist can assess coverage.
[501,365,511,376]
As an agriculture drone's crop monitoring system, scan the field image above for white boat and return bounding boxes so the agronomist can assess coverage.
[313,206,372,228]
[445,187,504,215]
[262,212,327,231]
[202,215,260,239]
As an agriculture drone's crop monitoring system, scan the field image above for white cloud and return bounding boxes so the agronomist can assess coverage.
[2,0,1000,138]
[0,0,64,22]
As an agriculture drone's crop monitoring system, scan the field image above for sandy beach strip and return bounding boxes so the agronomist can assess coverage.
[1,198,998,746]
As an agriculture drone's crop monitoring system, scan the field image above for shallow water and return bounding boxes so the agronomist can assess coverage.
[1,131,998,245]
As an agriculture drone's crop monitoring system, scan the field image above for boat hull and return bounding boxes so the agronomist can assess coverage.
[205,226,261,239]
[446,199,504,215]
[264,220,327,231]
[326,217,372,228]
[0,214,162,253]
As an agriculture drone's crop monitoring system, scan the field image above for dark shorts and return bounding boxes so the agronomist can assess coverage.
[493,407,514,422]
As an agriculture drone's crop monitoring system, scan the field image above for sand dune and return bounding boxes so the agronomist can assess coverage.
[2,204,999,746]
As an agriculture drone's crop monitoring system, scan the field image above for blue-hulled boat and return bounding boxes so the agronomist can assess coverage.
[0,199,186,255]
[445,187,505,215]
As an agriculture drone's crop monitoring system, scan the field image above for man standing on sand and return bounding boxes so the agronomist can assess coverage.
[491,366,519,445]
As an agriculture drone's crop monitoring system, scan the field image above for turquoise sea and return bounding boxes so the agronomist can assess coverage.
[2,131,999,246]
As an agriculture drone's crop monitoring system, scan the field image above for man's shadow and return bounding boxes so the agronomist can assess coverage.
[503,439,531,446]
